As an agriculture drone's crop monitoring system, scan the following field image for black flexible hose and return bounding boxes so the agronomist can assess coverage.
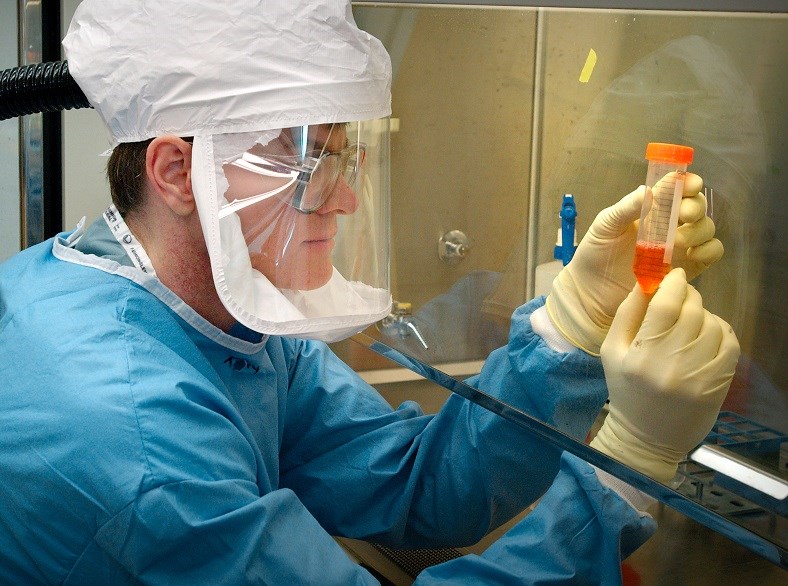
[0,60,90,121]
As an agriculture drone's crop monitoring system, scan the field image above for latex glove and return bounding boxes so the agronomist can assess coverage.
[546,173,723,355]
[590,268,740,483]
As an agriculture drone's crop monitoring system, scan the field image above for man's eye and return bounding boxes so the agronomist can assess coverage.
[308,148,341,159]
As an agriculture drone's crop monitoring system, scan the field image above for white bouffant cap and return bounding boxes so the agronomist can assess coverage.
[62,0,392,145]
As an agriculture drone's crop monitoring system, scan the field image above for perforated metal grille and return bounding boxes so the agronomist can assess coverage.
[370,543,463,578]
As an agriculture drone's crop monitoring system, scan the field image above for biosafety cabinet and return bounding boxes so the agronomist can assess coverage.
[341,2,787,582]
[0,0,786,583]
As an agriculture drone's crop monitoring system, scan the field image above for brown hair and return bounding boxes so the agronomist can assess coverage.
[106,139,153,216]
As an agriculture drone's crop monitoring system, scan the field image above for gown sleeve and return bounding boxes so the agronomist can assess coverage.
[413,453,657,584]
[75,298,637,584]
[85,481,381,584]
[279,297,610,548]
[87,455,654,585]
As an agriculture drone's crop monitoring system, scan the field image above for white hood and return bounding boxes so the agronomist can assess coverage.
[62,0,392,145]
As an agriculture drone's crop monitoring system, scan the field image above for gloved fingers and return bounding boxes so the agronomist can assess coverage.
[636,268,689,340]
[590,174,702,240]
[675,215,715,249]
[699,314,741,395]
[682,172,704,200]
[669,308,739,406]
[714,314,740,363]
[671,283,707,347]
[682,238,725,281]
[599,284,648,360]
[589,186,645,240]
[684,308,725,372]
[603,284,650,352]
[677,191,707,225]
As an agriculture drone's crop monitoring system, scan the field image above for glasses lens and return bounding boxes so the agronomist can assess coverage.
[297,157,336,212]
[289,144,365,213]
[342,143,365,186]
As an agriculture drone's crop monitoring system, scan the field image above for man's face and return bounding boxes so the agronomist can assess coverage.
[222,124,359,290]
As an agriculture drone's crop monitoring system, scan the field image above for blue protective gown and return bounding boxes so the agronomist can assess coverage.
[0,217,655,584]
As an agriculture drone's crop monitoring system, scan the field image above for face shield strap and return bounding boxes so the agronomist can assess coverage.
[217,171,298,218]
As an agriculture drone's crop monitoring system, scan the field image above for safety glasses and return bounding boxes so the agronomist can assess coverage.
[219,141,366,218]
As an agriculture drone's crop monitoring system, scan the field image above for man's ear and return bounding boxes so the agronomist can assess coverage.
[146,136,194,216]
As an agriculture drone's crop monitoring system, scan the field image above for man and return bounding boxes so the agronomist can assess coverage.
[0,0,738,583]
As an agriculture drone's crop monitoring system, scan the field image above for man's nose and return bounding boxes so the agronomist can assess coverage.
[316,175,359,215]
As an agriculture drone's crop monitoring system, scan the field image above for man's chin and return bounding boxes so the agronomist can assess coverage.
[301,271,334,291]
[285,266,334,291]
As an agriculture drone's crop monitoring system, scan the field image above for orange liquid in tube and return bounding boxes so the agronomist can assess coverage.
[634,242,670,295]
[633,143,694,295]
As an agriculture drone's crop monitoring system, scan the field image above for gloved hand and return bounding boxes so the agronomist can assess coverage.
[590,268,740,483]
[546,173,723,355]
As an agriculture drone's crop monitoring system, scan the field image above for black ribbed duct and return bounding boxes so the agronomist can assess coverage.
[0,60,90,121]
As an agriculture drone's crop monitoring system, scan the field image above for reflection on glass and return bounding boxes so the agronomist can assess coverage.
[346,5,787,427]
[339,3,787,572]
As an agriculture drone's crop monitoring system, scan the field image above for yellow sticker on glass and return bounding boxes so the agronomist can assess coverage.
[579,49,597,83]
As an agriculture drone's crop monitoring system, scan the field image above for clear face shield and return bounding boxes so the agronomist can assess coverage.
[191,120,392,341]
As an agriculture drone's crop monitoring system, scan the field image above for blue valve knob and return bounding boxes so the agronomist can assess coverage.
[554,194,578,266]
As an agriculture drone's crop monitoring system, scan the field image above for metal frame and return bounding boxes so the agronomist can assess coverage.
[18,0,62,249]
[356,0,788,13]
